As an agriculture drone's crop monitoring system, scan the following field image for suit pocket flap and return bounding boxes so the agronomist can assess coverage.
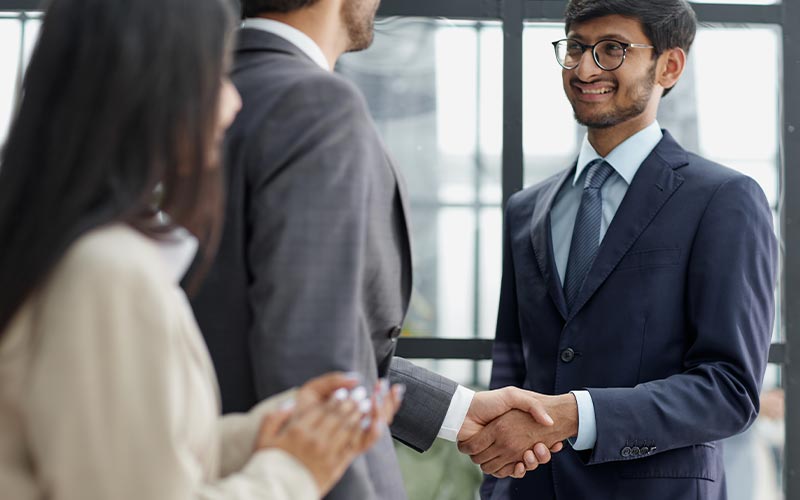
[617,248,681,270]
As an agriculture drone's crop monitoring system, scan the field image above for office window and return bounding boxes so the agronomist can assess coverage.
[0,12,41,146]
[338,18,503,386]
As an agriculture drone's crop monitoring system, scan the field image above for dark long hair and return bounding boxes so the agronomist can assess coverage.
[0,0,237,333]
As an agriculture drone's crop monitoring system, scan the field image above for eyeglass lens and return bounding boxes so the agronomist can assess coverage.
[556,40,626,70]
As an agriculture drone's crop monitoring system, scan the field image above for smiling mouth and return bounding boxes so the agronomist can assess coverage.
[580,87,614,95]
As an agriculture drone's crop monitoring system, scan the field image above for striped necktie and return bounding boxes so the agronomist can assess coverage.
[563,159,616,311]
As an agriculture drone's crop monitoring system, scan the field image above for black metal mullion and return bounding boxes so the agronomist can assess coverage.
[502,0,524,208]
[521,1,783,25]
[0,0,41,11]
[690,3,782,25]
[0,1,786,23]
[377,0,500,20]
[783,0,800,495]
[396,338,494,360]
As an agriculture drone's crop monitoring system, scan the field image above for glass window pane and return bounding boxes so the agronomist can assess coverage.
[692,25,780,207]
[0,15,21,146]
[523,23,579,187]
[338,18,503,347]
[479,207,502,340]
[23,16,42,66]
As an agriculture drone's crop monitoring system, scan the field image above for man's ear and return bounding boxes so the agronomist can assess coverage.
[657,47,687,92]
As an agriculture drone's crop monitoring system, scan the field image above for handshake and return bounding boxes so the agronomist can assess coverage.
[456,388,580,478]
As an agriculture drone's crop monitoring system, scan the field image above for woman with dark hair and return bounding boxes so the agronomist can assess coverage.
[0,0,402,498]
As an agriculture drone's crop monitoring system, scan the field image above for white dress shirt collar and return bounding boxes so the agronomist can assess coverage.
[242,17,331,71]
[573,120,663,187]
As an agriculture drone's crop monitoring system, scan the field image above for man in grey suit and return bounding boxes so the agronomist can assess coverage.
[190,0,559,498]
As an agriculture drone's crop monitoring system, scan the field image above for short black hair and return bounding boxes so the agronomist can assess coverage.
[565,0,697,55]
[242,0,320,17]
[564,0,696,96]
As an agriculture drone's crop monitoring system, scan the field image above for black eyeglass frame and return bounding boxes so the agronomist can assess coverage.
[552,38,655,71]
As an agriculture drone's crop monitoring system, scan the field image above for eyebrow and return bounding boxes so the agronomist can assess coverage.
[567,32,635,43]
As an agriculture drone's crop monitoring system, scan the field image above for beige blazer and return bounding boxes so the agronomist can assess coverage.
[0,225,319,500]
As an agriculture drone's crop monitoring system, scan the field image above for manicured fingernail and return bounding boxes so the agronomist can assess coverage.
[358,399,372,413]
[350,386,368,402]
[333,388,349,401]
[279,399,296,411]
[394,384,406,401]
[379,379,390,395]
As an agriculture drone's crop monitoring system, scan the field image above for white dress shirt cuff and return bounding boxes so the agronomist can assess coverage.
[568,390,597,450]
[437,385,475,442]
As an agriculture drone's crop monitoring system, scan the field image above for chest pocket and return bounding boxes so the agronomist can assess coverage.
[617,248,681,271]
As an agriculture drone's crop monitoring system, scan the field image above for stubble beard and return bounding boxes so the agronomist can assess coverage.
[572,62,657,129]
[343,0,378,52]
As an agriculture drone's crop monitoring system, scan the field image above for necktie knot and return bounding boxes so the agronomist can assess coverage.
[584,160,615,190]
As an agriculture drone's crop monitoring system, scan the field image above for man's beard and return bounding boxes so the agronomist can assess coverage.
[572,62,656,129]
[343,0,377,52]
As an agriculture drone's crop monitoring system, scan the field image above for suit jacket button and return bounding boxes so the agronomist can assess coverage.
[631,446,641,456]
[388,326,403,339]
[560,348,575,363]
[640,446,649,454]
[621,446,632,458]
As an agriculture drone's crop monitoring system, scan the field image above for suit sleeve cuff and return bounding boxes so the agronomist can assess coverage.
[436,385,475,442]
[568,390,597,450]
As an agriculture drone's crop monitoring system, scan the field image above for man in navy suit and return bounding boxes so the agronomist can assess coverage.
[458,1,779,498]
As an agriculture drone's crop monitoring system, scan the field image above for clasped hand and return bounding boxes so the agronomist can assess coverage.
[255,373,404,496]
[457,389,578,479]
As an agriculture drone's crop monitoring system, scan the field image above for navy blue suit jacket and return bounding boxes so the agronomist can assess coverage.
[482,131,777,500]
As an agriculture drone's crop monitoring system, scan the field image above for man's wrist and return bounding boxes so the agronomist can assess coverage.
[548,393,579,440]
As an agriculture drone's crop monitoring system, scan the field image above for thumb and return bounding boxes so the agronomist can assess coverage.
[503,388,554,427]
[457,425,494,457]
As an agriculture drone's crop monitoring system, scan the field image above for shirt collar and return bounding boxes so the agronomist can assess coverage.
[242,18,331,71]
[573,120,663,187]
[154,225,199,285]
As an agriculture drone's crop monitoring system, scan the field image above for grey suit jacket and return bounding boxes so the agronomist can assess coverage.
[189,28,457,500]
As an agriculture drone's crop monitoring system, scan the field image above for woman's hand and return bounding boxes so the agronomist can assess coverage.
[254,373,404,496]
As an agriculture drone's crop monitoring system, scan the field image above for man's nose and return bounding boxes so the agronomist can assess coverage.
[574,48,603,81]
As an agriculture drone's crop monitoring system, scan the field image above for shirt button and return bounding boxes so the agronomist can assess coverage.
[560,348,575,363]
[621,446,632,458]
[388,326,403,339]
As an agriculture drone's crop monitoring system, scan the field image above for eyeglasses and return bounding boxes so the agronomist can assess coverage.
[552,38,654,71]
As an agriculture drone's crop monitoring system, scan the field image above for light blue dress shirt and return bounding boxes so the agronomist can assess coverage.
[552,121,663,450]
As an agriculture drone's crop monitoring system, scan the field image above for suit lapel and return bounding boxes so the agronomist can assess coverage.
[530,168,575,321]
[386,154,414,311]
[568,132,689,318]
